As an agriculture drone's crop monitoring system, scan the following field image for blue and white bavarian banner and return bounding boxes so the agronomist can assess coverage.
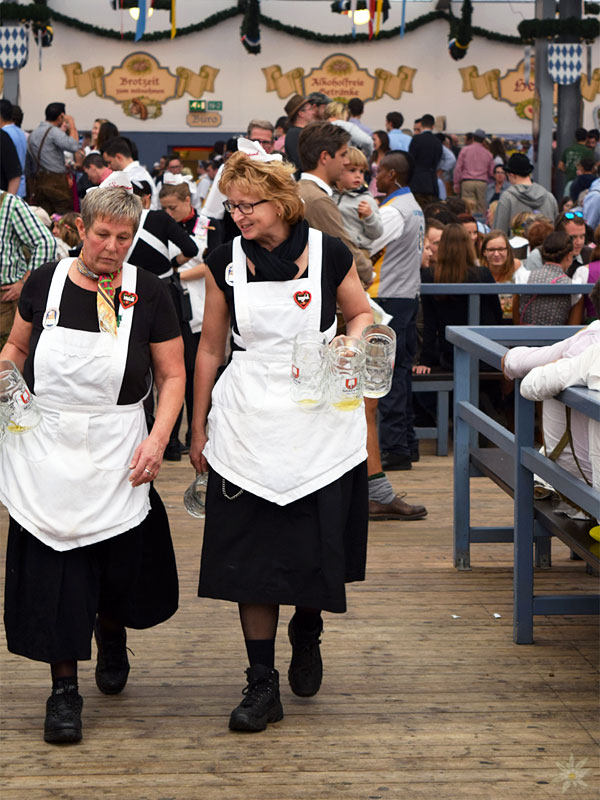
[547,43,583,85]
[0,26,29,70]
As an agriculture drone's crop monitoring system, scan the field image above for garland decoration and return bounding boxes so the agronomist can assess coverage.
[240,0,261,54]
[17,1,597,49]
[518,16,599,44]
[448,0,472,61]
[47,5,242,42]
[0,2,51,23]
[109,0,171,8]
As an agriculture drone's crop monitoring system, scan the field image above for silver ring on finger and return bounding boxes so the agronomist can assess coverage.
[144,467,153,476]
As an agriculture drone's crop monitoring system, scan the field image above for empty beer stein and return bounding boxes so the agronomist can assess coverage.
[290,330,328,409]
[327,335,366,411]
[0,360,41,434]
[361,324,396,399]
[183,473,208,518]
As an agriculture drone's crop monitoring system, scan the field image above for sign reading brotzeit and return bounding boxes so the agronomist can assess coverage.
[63,52,219,121]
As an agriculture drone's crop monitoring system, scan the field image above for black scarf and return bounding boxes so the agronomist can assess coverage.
[240,219,309,281]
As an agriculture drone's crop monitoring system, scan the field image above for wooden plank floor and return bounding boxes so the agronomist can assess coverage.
[1,442,599,799]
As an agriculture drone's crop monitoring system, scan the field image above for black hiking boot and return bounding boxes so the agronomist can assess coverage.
[229,665,284,732]
[288,616,323,697]
[94,621,130,695]
[44,681,83,744]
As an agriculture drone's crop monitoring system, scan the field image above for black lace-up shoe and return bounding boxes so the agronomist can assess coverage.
[229,665,284,732]
[44,683,83,744]
[94,622,130,695]
[288,617,323,697]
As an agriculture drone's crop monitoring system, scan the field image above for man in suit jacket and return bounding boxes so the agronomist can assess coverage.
[408,113,442,209]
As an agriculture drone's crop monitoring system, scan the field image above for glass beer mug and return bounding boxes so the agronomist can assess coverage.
[361,324,396,399]
[290,331,328,409]
[327,335,366,411]
[0,360,41,434]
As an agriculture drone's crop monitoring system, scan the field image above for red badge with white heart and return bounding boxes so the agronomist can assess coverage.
[119,290,138,309]
[294,290,311,310]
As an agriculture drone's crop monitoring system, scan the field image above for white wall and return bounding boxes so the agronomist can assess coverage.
[14,1,598,135]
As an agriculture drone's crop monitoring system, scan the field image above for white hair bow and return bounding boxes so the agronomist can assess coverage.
[237,137,282,163]
[98,171,134,192]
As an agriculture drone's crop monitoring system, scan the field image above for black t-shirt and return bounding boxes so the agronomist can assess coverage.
[420,265,502,369]
[19,261,181,403]
[128,209,199,276]
[206,233,353,349]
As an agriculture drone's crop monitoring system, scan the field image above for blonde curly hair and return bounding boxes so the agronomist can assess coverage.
[218,151,304,225]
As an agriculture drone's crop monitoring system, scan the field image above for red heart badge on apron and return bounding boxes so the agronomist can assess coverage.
[119,290,138,309]
[294,290,311,310]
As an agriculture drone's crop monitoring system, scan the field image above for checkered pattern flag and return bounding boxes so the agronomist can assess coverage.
[0,26,29,70]
[547,43,582,85]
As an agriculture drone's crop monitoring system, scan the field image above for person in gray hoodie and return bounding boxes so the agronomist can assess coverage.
[493,153,558,235]
[583,177,600,230]
[333,146,383,260]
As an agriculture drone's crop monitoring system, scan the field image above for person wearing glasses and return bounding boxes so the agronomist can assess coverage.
[523,210,593,278]
[189,142,373,733]
[479,229,527,321]
[493,153,558,235]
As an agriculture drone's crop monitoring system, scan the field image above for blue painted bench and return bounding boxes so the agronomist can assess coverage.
[446,324,600,644]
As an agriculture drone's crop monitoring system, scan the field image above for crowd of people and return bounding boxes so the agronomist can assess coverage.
[1,94,599,745]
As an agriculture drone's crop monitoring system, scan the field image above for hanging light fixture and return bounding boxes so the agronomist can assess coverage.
[330,1,371,26]
[351,5,371,26]
[129,7,154,20]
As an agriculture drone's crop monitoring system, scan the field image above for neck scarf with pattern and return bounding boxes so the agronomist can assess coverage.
[77,254,122,337]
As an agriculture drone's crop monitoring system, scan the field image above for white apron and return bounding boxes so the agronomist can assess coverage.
[0,258,151,551]
[204,229,367,505]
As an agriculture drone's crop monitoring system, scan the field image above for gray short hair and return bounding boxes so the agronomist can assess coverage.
[246,119,274,136]
[80,187,142,233]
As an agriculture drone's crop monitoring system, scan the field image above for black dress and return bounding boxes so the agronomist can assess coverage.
[197,235,369,614]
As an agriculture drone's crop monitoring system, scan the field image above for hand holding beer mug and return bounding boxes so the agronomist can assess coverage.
[361,324,396,398]
[290,331,328,409]
[0,360,41,434]
[328,335,365,411]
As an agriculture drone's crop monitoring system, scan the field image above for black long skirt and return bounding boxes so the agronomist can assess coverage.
[198,462,368,613]
[4,487,178,664]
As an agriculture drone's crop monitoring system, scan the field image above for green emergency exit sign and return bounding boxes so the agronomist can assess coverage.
[188,100,222,112]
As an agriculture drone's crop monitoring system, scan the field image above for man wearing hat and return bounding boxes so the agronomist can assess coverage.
[284,94,317,175]
[493,153,558,235]
[307,92,332,121]
[452,128,494,215]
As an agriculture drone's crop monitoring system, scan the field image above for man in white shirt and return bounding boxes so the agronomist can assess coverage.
[100,136,155,198]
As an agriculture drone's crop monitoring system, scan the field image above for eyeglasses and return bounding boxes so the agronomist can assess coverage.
[223,199,268,215]
[253,139,273,146]
[564,211,583,220]
[484,247,508,254]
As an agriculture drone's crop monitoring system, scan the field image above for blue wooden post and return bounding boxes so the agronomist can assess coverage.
[453,345,472,570]
[513,381,535,644]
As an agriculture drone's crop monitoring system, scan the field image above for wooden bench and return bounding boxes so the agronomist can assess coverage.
[446,324,600,644]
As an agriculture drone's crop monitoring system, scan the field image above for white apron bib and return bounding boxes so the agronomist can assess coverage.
[0,258,151,551]
[204,229,367,505]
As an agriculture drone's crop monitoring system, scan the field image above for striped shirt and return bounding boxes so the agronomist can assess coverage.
[0,192,57,284]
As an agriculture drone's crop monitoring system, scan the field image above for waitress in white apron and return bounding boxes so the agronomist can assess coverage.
[189,144,373,732]
[0,186,185,744]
